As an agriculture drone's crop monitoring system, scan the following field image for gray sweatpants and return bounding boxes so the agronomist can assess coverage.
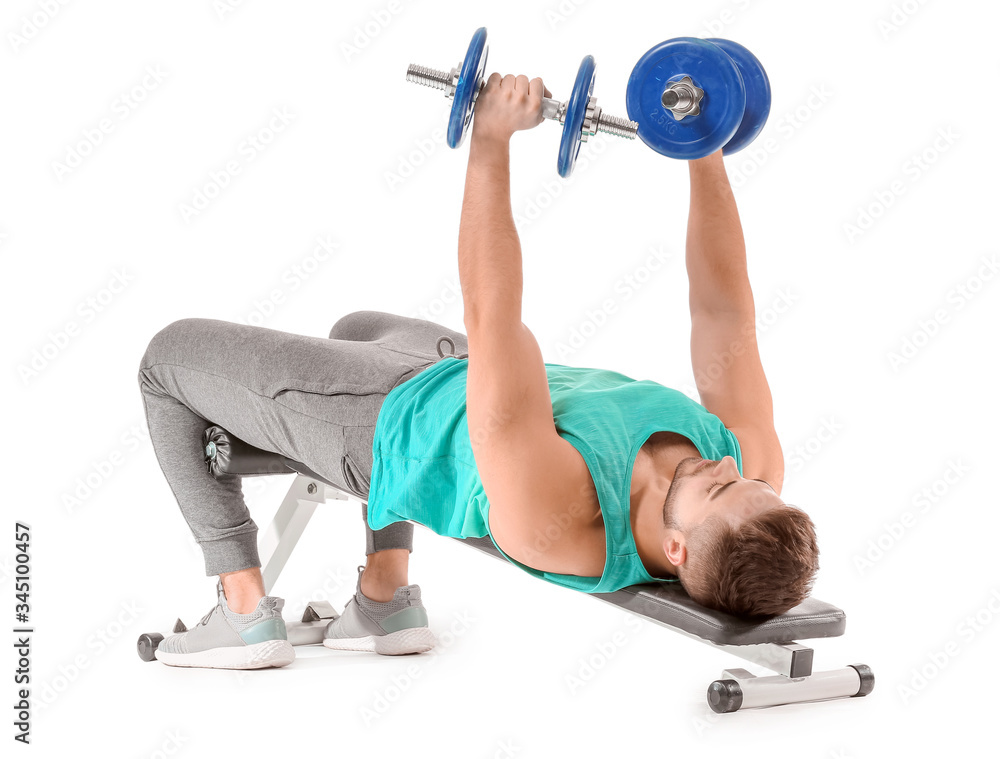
[137,310,469,576]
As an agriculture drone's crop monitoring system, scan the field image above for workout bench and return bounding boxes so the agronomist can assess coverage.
[140,424,874,713]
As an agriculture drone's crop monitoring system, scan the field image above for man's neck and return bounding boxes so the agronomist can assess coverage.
[630,446,679,579]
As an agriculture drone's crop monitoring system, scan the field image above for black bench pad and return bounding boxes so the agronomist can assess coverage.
[460,535,844,645]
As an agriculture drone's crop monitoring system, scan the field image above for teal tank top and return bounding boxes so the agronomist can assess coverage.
[367,357,743,593]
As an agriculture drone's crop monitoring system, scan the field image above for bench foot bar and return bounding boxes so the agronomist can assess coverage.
[708,664,874,713]
[286,620,330,647]
[285,600,338,646]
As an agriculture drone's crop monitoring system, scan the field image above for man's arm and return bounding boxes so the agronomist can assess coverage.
[686,150,784,493]
[458,75,585,555]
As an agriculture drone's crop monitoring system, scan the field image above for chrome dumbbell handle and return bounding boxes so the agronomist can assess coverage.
[405,63,460,96]
[406,62,637,140]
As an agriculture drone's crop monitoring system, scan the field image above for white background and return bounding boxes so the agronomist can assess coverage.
[4,0,998,756]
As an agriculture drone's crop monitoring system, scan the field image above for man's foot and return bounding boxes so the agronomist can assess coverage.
[155,581,294,669]
[323,566,436,655]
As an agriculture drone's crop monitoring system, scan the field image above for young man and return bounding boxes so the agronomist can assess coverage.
[137,72,817,670]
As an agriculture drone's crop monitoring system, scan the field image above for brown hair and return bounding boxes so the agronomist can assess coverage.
[678,505,819,618]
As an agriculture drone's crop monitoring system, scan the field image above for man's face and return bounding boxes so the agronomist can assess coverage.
[663,456,784,532]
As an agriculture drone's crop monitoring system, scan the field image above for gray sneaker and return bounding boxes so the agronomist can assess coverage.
[155,581,294,669]
[323,567,436,655]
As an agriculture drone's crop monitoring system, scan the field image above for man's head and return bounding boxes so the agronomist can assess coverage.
[661,456,818,618]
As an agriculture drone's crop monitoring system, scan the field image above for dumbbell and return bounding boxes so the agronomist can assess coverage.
[405,26,639,178]
[406,29,771,170]
[625,36,771,159]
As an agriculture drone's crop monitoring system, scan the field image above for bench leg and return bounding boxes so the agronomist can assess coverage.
[259,477,356,647]
[259,475,347,595]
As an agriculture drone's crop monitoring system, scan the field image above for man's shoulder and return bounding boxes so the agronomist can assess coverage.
[486,438,607,577]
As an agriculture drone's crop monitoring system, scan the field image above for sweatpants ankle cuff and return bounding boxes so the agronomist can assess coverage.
[202,531,261,576]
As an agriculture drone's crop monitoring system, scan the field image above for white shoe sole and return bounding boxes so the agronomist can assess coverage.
[323,627,437,656]
[155,639,295,669]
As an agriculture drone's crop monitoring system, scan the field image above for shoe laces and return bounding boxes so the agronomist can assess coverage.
[196,606,216,628]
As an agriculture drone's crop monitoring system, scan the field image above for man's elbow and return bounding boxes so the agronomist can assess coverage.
[463,306,484,336]
[463,301,521,338]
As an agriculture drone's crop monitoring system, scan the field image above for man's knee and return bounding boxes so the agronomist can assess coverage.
[138,317,207,375]
[328,310,398,341]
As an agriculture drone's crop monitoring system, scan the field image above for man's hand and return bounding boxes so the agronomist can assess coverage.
[472,74,551,145]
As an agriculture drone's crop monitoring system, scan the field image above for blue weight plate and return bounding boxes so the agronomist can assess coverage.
[447,27,489,149]
[706,38,771,155]
[626,37,745,159]
[557,55,596,177]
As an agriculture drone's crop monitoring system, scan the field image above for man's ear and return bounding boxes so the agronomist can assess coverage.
[663,530,686,569]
